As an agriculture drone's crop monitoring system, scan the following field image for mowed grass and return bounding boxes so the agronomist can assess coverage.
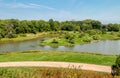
[0,50,116,66]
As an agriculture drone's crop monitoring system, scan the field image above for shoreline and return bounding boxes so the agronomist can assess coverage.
[0,32,48,44]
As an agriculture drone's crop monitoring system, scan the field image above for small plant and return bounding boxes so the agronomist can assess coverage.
[86,30,102,35]
[92,35,101,40]
[79,32,85,38]
[6,34,17,38]
[68,39,75,44]
[19,34,27,37]
[83,37,92,42]
[52,38,59,43]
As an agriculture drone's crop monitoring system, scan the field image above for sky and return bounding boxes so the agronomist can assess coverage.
[0,0,120,23]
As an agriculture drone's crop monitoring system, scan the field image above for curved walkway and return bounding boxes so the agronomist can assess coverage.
[0,61,111,73]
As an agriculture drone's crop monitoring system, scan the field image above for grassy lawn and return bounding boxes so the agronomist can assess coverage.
[0,50,116,66]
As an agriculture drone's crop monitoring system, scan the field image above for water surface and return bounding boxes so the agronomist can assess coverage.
[0,38,120,54]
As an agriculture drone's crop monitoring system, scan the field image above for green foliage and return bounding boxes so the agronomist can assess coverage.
[49,19,59,31]
[64,33,75,44]
[61,23,75,31]
[111,55,120,76]
[86,30,102,35]
[40,31,120,47]
[117,33,120,37]
[79,32,85,38]
[116,55,120,67]
[101,29,107,34]
[6,34,17,38]
[115,55,120,75]
[0,19,120,40]
[74,26,81,31]
[91,20,102,29]
[108,24,120,32]
[64,33,74,40]
[92,35,101,40]
[52,38,59,43]
[83,38,92,42]
[19,34,27,37]
[68,38,75,44]
[0,35,2,40]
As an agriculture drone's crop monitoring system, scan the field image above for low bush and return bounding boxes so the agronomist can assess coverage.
[92,35,101,40]
[52,38,59,43]
[83,38,92,42]
[117,33,120,37]
[111,55,120,76]
[68,39,75,44]
[86,30,102,35]
[79,32,85,38]
[19,34,27,37]
[6,34,17,38]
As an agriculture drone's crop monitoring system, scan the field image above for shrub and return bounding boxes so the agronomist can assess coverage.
[79,32,85,38]
[110,31,116,35]
[68,39,75,44]
[86,30,102,35]
[116,55,120,75]
[52,39,59,43]
[111,55,120,76]
[116,55,120,67]
[117,33,120,37]
[101,29,107,34]
[64,33,74,40]
[0,34,2,40]
[83,38,91,42]
[6,34,17,38]
[92,35,101,40]
[19,34,27,37]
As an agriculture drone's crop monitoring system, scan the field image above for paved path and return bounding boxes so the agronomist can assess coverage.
[0,61,111,73]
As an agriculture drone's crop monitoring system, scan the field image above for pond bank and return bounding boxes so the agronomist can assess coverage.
[0,32,48,44]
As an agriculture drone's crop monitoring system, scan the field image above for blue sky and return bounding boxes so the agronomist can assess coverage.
[0,0,120,23]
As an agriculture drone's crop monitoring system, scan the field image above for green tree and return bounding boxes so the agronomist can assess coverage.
[91,20,102,29]
[108,23,120,32]
[61,23,74,31]
[49,19,59,31]
[17,20,29,33]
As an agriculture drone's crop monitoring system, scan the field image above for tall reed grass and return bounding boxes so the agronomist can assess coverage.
[0,67,119,78]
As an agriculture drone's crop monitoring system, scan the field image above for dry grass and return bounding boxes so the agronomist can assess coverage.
[0,67,119,78]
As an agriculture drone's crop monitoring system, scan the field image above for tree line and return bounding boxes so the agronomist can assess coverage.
[0,19,120,38]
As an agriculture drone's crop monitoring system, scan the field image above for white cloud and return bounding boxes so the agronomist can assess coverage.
[0,2,56,10]
[29,3,55,10]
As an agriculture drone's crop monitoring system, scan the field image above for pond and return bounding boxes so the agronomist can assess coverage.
[0,38,120,54]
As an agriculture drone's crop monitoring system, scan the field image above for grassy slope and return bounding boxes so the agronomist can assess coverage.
[0,50,116,66]
[0,32,48,44]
